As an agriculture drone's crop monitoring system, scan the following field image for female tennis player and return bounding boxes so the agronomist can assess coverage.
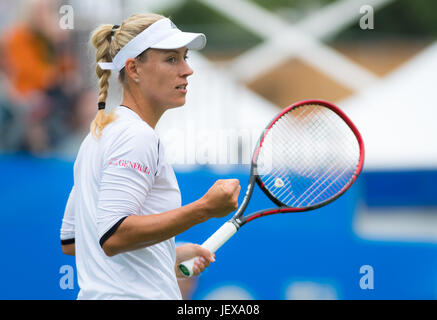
[59,13,240,300]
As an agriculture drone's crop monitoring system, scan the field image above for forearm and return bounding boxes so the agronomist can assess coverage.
[102,199,209,256]
[62,243,75,256]
[177,277,197,300]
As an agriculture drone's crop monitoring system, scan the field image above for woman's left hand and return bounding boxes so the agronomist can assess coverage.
[175,243,215,278]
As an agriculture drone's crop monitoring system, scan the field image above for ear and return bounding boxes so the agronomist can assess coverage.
[124,58,140,82]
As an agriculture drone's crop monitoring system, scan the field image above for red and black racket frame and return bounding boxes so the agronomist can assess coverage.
[228,99,365,230]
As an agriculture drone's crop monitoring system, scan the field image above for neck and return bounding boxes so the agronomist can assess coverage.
[121,89,164,129]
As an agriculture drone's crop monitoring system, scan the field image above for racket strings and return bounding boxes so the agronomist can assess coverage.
[283,122,357,207]
[272,117,357,206]
[285,108,358,206]
[256,104,360,208]
[264,115,338,204]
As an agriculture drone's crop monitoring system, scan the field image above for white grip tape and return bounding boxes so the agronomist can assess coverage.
[178,221,237,277]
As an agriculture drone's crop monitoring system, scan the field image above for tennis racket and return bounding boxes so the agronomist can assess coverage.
[178,99,365,277]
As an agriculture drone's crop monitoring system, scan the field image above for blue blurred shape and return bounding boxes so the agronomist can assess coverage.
[362,170,437,207]
[0,155,436,299]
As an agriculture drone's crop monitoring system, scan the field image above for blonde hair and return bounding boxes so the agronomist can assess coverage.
[89,13,165,138]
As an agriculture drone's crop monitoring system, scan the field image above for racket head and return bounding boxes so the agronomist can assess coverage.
[237,99,364,226]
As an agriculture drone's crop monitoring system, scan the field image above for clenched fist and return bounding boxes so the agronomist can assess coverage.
[201,179,241,219]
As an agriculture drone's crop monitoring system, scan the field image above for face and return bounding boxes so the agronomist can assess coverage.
[135,47,193,110]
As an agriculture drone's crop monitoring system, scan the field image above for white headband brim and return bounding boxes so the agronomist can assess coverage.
[98,18,206,71]
[151,31,206,50]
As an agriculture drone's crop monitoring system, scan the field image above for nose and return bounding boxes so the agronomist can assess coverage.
[181,60,194,78]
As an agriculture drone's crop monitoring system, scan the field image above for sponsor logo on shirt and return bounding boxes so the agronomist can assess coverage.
[108,158,151,175]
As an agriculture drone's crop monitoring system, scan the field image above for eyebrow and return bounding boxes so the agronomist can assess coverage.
[160,49,189,55]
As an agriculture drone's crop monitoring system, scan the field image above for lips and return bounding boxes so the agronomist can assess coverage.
[175,83,188,94]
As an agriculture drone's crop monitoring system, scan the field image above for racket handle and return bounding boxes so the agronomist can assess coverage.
[178,221,238,277]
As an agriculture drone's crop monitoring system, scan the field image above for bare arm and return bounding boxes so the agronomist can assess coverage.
[102,199,208,256]
[102,179,240,257]
[60,203,205,257]
[62,243,75,256]
[61,200,208,258]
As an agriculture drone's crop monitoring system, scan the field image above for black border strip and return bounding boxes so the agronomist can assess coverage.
[99,216,129,248]
[61,238,75,245]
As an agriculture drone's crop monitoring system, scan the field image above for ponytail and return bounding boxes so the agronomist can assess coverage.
[89,24,118,138]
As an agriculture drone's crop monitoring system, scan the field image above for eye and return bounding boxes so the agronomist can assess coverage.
[167,56,176,63]
[184,55,189,61]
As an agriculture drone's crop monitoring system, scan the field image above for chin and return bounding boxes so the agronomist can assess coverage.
[168,99,186,109]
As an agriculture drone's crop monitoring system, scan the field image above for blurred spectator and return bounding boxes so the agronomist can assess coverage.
[1,0,80,154]
[0,35,27,151]
[55,87,98,157]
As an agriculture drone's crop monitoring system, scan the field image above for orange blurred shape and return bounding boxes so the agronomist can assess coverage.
[3,25,57,97]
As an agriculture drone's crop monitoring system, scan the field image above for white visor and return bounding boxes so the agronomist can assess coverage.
[98,18,206,71]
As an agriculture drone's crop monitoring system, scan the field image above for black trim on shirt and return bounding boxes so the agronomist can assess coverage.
[61,238,75,245]
[119,104,134,112]
[99,216,129,248]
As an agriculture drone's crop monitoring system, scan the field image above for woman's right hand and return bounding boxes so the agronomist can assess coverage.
[201,179,241,218]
